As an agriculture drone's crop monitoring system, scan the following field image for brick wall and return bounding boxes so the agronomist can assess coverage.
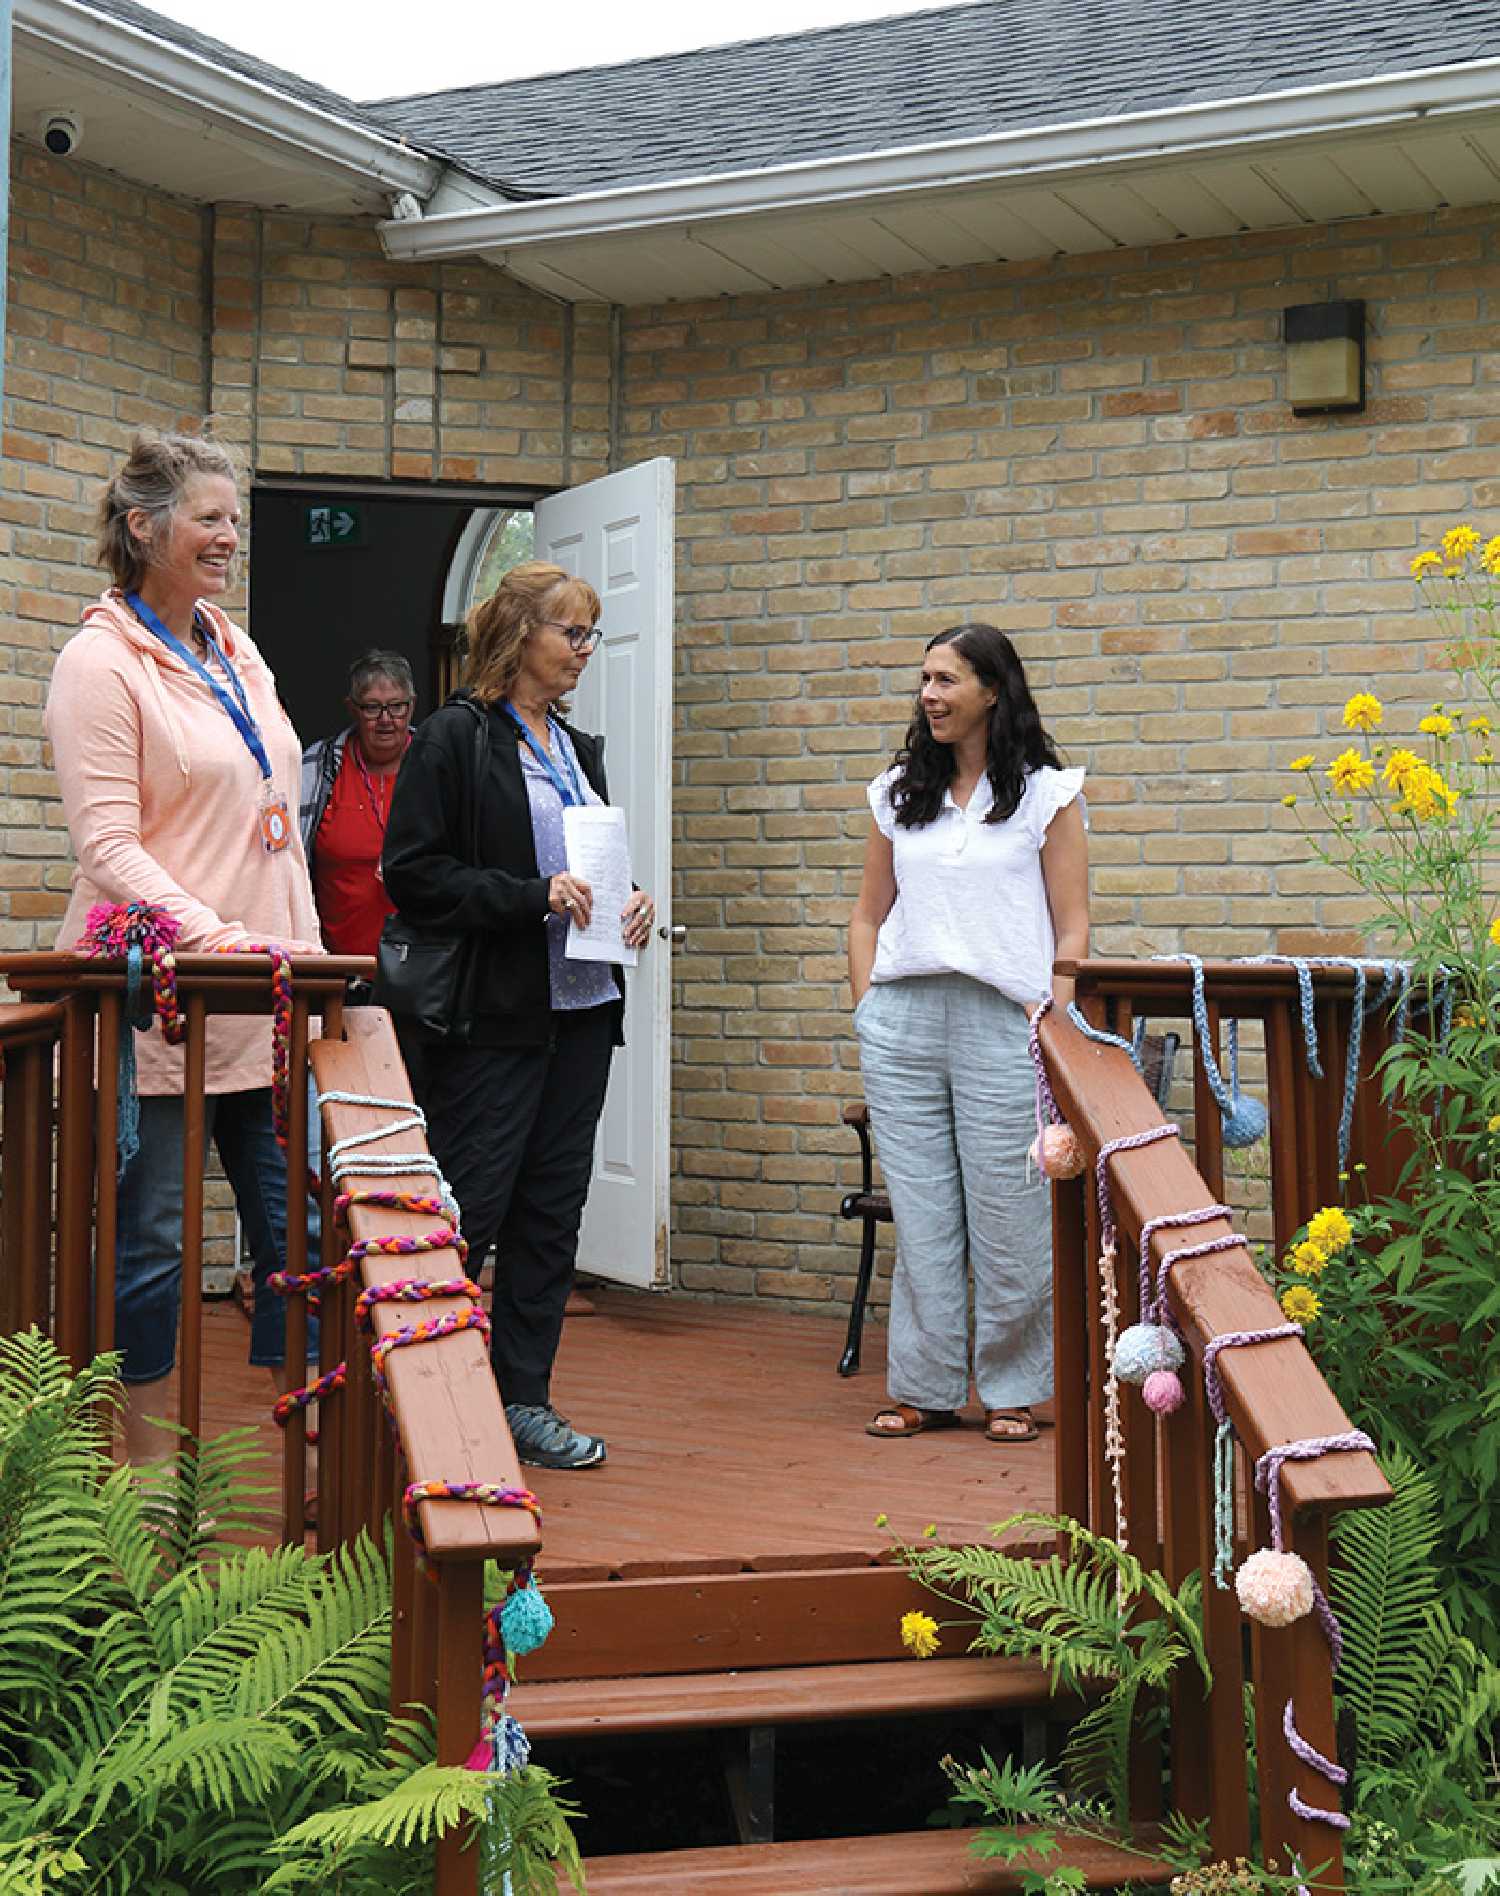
[620,205,1500,1311]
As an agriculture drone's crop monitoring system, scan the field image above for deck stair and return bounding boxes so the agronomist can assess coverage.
[522,1562,1173,1890]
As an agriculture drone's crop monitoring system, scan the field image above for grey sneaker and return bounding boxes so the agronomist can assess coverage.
[505,1402,607,1471]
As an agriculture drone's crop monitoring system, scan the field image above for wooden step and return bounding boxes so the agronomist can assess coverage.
[519,1653,1069,1740]
[561,1824,1173,1892]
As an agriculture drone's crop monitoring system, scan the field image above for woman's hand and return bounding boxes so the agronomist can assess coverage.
[621,890,655,950]
[548,873,593,928]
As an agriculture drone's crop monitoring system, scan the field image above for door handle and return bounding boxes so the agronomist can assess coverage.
[657,924,687,944]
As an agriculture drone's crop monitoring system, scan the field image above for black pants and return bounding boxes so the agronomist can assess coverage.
[419,1007,614,1409]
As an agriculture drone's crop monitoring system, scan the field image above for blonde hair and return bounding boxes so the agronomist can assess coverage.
[464,560,601,707]
[97,430,241,592]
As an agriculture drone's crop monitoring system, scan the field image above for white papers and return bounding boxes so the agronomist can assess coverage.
[562,805,638,966]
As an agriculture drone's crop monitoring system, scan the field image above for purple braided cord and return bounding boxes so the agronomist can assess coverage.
[1137,1204,1232,1315]
[1202,1323,1305,1426]
[1028,996,1062,1148]
[1153,1232,1245,1327]
[1255,1433,1379,1552]
[1094,1123,1181,1250]
[1282,1699,1350,1830]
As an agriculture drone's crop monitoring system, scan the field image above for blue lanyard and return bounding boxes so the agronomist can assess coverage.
[126,593,273,781]
[503,702,584,807]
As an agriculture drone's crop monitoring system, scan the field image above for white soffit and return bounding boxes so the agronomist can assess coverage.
[13,0,441,214]
[380,63,1500,301]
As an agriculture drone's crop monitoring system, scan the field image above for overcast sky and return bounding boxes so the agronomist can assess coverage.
[144,0,944,100]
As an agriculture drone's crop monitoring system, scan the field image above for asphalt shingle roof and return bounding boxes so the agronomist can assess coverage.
[365,0,1500,199]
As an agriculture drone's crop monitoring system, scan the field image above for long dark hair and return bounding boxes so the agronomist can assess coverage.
[888,624,1062,827]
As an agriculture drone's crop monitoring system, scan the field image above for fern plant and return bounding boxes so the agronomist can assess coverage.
[0,1329,585,1893]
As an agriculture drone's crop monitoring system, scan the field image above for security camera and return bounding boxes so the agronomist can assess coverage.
[41,112,82,157]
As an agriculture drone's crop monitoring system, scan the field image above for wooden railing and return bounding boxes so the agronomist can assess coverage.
[1042,959,1396,1888]
[0,954,527,1896]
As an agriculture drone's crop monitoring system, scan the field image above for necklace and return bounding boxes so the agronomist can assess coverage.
[352,737,405,828]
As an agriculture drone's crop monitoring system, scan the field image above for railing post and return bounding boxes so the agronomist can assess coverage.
[54,994,97,1369]
[179,993,208,1442]
[1050,1173,1090,1528]
[280,994,312,1545]
[1,1036,57,1335]
[433,1561,485,1896]
[93,990,122,1359]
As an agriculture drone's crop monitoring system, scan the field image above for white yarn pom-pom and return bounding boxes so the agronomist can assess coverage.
[1113,1322,1185,1385]
[1028,1123,1085,1180]
[1235,1548,1315,1626]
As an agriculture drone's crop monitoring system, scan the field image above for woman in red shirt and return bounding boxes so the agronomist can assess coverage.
[299,651,415,956]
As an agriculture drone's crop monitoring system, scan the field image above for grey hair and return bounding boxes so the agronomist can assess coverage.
[347,649,416,700]
[96,430,241,592]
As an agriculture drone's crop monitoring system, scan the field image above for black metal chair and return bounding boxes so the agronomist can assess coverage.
[837,1032,1181,1375]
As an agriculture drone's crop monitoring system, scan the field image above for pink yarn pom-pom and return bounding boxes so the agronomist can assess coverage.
[1029,1124,1085,1180]
[1142,1368,1185,1415]
[1235,1547,1315,1627]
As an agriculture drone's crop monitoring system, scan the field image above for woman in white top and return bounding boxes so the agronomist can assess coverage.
[848,624,1088,1443]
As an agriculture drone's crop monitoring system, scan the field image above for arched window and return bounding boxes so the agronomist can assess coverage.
[436,507,536,697]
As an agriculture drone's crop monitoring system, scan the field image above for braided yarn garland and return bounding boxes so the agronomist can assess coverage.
[1026,997,1085,1179]
[79,902,185,1173]
[1149,953,1267,1149]
[219,940,295,1148]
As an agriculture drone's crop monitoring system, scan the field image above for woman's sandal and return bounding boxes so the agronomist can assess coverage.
[985,1407,1040,1444]
[866,1404,961,1439]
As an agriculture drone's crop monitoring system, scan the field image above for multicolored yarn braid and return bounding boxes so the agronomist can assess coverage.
[272,1361,346,1428]
[79,903,185,1173]
[219,940,295,1147]
[1092,1123,1182,1551]
[1026,997,1085,1179]
[360,1280,491,1406]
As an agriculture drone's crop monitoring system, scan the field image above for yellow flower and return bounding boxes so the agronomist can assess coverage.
[1441,524,1481,562]
[1483,536,1500,576]
[1490,917,1500,950]
[1342,693,1383,733]
[1288,1239,1329,1277]
[1282,793,1298,808]
[1289,755,1315,773]
[874,1513,888,1528]
[1410,550,1443,579]
[1477,752,1496,766]
[922,1523,937,1539]
[1383,749,1424,791]
[1470,715,1492,735]
[1419,713,1454,738]
[1327,749,1375,795]
[1489,1114,1500,1135]
[1281,1284,1321,1325]
[1307,1206,1353,1253]
[900,1611,941,1659]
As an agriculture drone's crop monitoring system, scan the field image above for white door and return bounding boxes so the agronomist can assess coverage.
[534,458,675,1289]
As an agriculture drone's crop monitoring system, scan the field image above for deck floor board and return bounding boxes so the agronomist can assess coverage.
[192,1286,1056,1575]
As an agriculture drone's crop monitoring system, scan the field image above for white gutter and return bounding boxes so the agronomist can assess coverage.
[380,56,1500,259]
[18,0,441,198]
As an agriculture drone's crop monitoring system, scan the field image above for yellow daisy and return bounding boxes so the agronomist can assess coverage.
[1483,536,1500,576]
[1489,1114,1500,1135]
[1410,550,1443,579]
[1327,749,1375,795]
[1490,917,1500,950]
[1282,793,1298,808]
[1441,524,1482,562]
[1281,1284,1321,1325]
[1477,752,1496,766]
[1341,693,1383,733]
[1419,713,1454,738]
[1288,1239,1329,1277]
[1307,1206,1353,1253]
[1470,715,1492,736]
[900,1611,941,1659]
[1289,755,1315,773]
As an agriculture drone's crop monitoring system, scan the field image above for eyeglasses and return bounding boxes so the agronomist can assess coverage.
[353,699,413,722]
[539,619,603,654]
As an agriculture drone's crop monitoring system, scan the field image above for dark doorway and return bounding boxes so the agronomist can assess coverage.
[247,490,471,747]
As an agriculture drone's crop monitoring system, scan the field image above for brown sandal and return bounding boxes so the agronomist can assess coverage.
[985,1407,1039,1444]
[866,1404,961,1439]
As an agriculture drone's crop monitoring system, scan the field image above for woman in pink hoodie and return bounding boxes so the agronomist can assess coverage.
[45,431,324,1463]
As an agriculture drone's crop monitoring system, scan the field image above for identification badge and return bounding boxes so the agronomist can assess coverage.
[258,786,292,854]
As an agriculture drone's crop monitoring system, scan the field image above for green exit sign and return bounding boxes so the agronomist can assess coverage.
[304,503,364,548]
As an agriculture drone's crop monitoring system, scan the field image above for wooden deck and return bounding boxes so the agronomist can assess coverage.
[193,1286,1057,1579]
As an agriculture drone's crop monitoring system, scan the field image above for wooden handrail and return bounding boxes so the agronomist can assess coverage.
[0,1001,69,1051]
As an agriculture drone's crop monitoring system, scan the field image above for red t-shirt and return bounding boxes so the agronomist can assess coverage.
[313,741,398,957]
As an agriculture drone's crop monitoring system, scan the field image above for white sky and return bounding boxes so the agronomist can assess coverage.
[143,0,943,101]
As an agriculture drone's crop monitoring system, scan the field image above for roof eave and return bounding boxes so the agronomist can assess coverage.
[379,56,1500,259]
[18,0,444,199]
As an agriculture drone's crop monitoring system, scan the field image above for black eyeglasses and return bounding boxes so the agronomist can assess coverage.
[539,619,603,654]
[353,699,414,722]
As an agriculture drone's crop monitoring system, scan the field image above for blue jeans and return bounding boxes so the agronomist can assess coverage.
[111,1089,320,1384]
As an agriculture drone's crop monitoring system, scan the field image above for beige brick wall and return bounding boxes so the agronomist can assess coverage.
[620,205,1500,1311]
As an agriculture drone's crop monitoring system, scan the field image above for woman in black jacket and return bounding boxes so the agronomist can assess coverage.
[382,561,655,1469]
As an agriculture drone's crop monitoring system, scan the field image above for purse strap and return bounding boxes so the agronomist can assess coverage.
[458,698,490,867]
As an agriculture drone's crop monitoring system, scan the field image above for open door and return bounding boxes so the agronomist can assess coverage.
[534,458,675,1289]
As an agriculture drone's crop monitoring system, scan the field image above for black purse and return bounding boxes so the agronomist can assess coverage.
[373,700,489,1040]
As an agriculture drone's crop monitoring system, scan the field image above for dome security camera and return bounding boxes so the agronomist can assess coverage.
[41,112,82,157]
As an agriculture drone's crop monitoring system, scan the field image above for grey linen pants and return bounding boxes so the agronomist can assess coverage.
[854,974,1054,1412]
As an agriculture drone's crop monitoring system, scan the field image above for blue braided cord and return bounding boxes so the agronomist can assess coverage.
[1227,1017,1240,1097]
[1213,1420,1236,1589]
[1337,960,1366,1175]
[1151,953,1235,1114]
[1234,955,1323,1077]
[1065,1003,1144,1072]
[1131,1015,1148,1063]
[115,944,146,1179]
